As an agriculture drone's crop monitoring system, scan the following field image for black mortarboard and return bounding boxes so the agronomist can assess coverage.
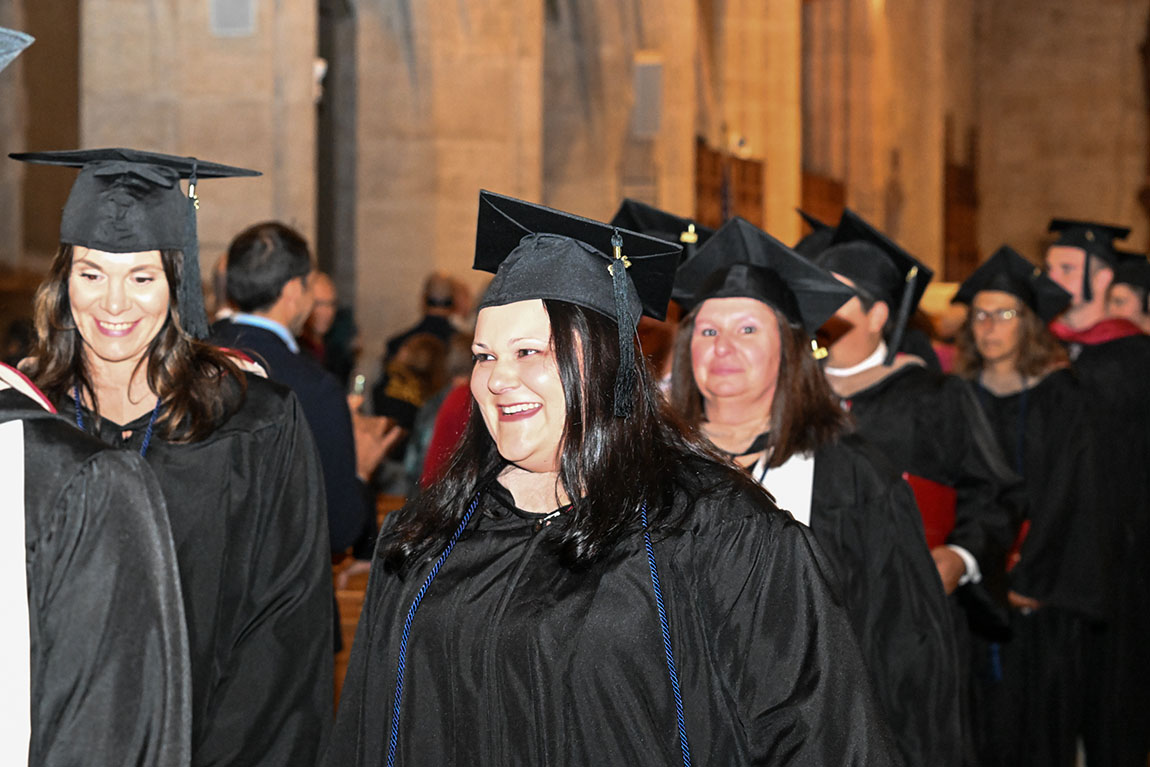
[1112,248,1150,314]
[814,208,933,364]
[10,148,260,339]
[609,198,714,264]
[673,217,855,337]
[475,190,682,416]
[952,246,1071,323]
[0,27,32,72]
[1047,218,1130,302]
[792,209,834,259]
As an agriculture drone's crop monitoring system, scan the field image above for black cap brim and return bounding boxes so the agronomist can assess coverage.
[10,148,260,179]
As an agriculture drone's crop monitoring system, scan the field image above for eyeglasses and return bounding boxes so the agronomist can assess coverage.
[971,308,1020,324]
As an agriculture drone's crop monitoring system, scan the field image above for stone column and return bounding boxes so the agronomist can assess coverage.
[883,0,945,271]
[0,0,27,267]
[762,0,802,243]
[976,0,1150,261]
[711,0,802,242]
[79,0,317,264]
[354,1,544,364]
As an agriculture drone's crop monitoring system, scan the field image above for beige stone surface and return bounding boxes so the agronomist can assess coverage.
[354,1,543,362]
[976,0,1150,261]
[80,0,317,258]
[0,0,27,267]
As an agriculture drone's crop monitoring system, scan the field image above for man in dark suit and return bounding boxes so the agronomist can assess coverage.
[211,222,395,560]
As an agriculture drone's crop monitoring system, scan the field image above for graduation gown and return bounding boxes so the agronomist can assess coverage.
[0,384,190,767]
[834,362,1021,632]
[329,460,902,766]
[963,369,1105,767]
[210,319,374,552]
[63,375,333,767]
[1061,332,1150,767]
[762,435,961,767]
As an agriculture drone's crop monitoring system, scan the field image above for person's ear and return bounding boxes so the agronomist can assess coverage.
[281,275,303,303]
[866,301,890,334]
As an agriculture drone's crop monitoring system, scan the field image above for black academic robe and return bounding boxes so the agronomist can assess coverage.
[794,435,961,767]
[0,388,190,767]
[964,369,1105,767]
[63,376,332,767]
[210,319,374,553]
[1065,335,1150,767]
[328,460,902,766]
[840,364,1021,632]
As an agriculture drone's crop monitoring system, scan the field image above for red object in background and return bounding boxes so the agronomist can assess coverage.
[902,472,957,549]
[1006,519,1031,572]
[420,383,472,488]
[933,341,956,374]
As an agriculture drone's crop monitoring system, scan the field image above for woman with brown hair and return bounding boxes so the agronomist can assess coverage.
[669,217,960,767]
[951,245,1106,767]
[13,148,334,767]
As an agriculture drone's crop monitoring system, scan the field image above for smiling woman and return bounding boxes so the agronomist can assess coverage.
[469,299,565,479]
[15,148,333,767]
[327,192,900,767]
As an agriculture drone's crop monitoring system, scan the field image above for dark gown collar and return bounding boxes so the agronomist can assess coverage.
[734,431,771,457]
[483,475,569,522]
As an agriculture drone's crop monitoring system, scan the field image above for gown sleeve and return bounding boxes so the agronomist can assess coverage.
[945,378,1023,589]
[30,449,191,767]
[849,468,959,767]
[194,394,333,767]
[324,511,403,767]
[683,491,903,766]
[1010,380,1107,618]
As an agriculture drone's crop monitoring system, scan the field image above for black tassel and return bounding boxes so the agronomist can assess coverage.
[610,230,635,417]
[1081,250,1093,303]
[179,159,210,339]
[885,265,918,365]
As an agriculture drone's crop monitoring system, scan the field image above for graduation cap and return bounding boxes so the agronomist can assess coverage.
[475,190,682,416]
[1047,218,1131,303]
[1111,249,1150,314]
[673,217,855,344]
[9,148,260,339]
[0,27,32,73]
[814,208,933,365]
[792,209,835,259]
[951,246,1071,323]
[609,198,714,264]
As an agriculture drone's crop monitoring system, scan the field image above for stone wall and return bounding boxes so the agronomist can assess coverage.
[975,0,1150,262]
[354,0,544,369]
[802,0,948,272]
[0,0,27,268]
[700,0,801,242]
[77,0,317,268]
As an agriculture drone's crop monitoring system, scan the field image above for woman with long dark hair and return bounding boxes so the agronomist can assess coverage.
[328,192,897,766]
[14,148,333,767]
[668,217,960,767]
[951,246,1106,767]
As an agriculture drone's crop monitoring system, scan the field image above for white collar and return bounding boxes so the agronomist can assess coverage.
[824,342,888,378]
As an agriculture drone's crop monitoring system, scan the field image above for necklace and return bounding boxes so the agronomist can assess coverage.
[73,384,162,458]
